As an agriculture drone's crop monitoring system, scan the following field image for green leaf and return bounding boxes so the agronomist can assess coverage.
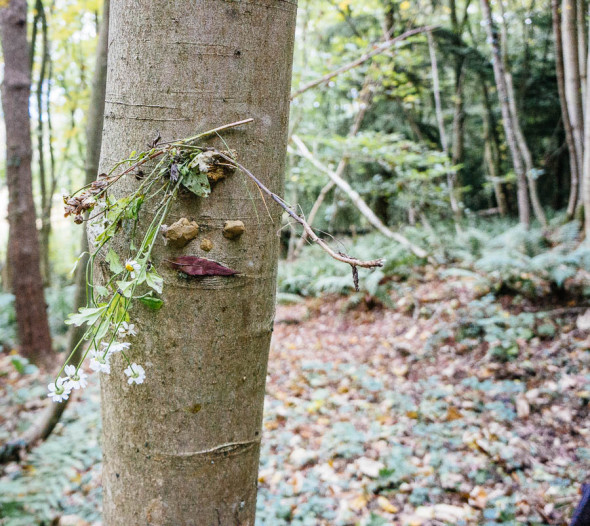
[181,165,211,197]
[11,356,27,374]
[116,281,134,298]
[140,296,164,310]
[65,306,108,327]
[146,270,164,294]
[95,285,109,298]
[105,249,124,274]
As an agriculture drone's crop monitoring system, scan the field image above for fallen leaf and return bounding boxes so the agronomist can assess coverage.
[377,495,398,513]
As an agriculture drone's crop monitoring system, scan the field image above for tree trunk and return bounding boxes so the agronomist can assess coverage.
[0,0,53,366]
[553,0,581,218]
[427,30,462,224]
[481,79,507,216]
[18,0,111,454]
[481,0,531,227]
[96,3,297,524]
[34,0,52,284]
[562,0,585,192]
[498,1,547,226]
[578,0,587,108]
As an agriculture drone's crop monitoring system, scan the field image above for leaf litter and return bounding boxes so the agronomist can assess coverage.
[0,273,588,525]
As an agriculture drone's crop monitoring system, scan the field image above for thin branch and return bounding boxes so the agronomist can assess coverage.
[290,25,437,99]
[213,150,384,271]
[290,135,429,259]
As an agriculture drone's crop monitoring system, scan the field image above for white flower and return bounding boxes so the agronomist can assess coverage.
[47,377,72,402]
[64,364,88,390]
[125,259,141,279]
[124,363,146,385]
[89,349,111,374]
[117,322,137,337]
[102,340,130,355]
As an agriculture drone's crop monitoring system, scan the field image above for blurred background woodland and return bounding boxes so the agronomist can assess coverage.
[0,0,589,524]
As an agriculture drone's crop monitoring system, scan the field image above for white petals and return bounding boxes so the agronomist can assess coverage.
[118,322,137,337]
[124,363,146,385]
[108,341,131,354]
[47,377,71,402]
[89,349,111,374]
[64,365,88,390]
[125,259,141,279]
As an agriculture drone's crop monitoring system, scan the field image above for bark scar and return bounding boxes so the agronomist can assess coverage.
[152,439,260,462]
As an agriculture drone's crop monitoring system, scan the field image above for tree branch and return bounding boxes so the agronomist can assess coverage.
[290,25,437,100]
[213,150,385,272]
[290,135,429,259]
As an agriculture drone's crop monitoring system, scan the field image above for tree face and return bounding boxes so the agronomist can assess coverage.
[94,2,298,524]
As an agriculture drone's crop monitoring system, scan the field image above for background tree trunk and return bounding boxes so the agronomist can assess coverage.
[96,2,297,524]
[481,0,531,227]
[553,0,581,218]
[480,78,507,216]
[0,0,110,464]
[498,1,547,226]
[428,30,462,225]
[0,0,53,366]
[562,0,585,196]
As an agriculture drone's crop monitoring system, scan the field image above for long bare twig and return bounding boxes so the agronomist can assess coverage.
[213,150,384,272]
[290,135,429,259]
[290,26,437,100]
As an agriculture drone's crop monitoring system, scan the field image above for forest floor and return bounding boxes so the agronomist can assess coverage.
[0,270,589,525]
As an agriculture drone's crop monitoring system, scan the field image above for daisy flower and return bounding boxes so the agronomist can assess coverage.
[101,341,130,355]
[64,364,88,390]
[125,259,141,279]
[118,322,137,337]
[124,363,146,385]
[89,349,111,374]
[47,377,72,402]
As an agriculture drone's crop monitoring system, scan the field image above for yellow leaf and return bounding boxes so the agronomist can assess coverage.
[377,496,399,513]
[446,406,463,421]
[349,494,368,511]
[400,0,411,10]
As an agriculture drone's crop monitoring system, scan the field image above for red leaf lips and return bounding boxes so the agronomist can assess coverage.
[167,256,239,276]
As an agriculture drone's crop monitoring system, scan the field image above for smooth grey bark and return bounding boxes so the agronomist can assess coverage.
[553,0,581,218]
[578,0,587,108]
[481,0,530,227]
[95,3,297,524]
[498,1,547,226]
[562,0,585,187]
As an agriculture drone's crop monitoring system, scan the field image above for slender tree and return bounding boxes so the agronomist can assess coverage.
[0,0,110,465]
[95,2,297,523]
[0,0,53,366]
[562,0,585,191]
[498,0,547,226]
[481,0,531,227]
[553,0,581,218]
